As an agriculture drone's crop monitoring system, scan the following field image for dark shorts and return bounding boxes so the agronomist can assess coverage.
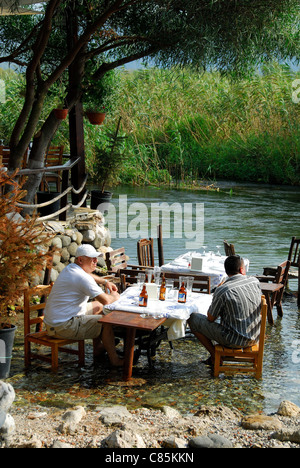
[188,313,243,349]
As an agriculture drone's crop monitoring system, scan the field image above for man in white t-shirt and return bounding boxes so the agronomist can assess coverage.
[44,244,123,367]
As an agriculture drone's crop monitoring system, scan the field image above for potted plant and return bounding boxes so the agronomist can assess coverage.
[86,106,106,125]
[54,107,68,120]
[83,68,119,125]
[89,117,126,210]
[0,169,54,378]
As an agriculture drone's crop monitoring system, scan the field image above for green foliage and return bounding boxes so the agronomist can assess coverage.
[87,117,127,191]
[114,63,300,186]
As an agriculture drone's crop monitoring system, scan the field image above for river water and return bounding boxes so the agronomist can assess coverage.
[7,182,300,415]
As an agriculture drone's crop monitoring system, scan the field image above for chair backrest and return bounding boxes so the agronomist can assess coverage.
[288,237,300,268]
[274,260,291,286]
[105,248,128,273]
[119,268,142,292]
[137,238,155,267]
[0,145,28,169]
[164,272,211,294]
[44,145,64,167]
[24,284,53,336]
[223,240,235,256]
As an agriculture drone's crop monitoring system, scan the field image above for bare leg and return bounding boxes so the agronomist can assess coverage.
[100,324,124,367]
[192,330,215,361]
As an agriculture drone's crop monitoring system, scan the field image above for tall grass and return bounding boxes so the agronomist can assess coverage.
[0,63,299,186]
[116,63,300,186]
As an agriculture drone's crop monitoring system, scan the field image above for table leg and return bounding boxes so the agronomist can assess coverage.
[264,292,274,325]
[123,328,137,381]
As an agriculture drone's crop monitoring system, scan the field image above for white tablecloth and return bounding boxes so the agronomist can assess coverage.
[104,286,213,340]
[161,252,249,289]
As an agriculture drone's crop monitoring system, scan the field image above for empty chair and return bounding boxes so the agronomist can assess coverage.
[105,248,128,273]
[223,240,236,256]
[214,296,268,379]
[259,260,291,323]
[288,237,300,306]
[40,145,64,192]
[24,284,85,371]
[0,145,28,179]
[137,238,155,267]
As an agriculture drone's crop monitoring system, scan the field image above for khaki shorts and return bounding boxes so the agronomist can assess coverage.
[46,304,102,340]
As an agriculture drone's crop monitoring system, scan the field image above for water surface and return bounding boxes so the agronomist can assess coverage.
[8,182,300,415]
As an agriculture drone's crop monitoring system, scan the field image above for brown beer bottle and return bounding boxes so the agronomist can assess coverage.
[139,284,148,307]
[178,281,187,303]
[159,275,166,301]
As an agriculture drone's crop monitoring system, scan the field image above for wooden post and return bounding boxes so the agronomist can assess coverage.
[66,6,87,207]
[157,224,164,267]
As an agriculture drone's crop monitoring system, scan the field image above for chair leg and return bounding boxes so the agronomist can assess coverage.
[214,350,221,377]
[78,341,85,367]
[51,345,59,372]
[24,340,31,368]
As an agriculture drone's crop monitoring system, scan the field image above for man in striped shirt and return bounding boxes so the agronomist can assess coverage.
[188,255,262,366]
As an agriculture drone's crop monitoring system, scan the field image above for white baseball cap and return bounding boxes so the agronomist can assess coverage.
[75,244,101,258]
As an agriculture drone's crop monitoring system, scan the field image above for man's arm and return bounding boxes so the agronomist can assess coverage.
[90,273,118,293]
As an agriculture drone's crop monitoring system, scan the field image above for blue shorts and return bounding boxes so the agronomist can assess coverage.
[188,313,242,349]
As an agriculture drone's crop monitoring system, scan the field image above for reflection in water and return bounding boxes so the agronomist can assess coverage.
[7,183,300,414]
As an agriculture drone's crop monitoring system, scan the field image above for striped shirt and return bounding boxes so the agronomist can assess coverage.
[208,274,262,347]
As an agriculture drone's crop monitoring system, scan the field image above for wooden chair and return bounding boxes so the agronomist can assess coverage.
[163,272,211,294]
[258,260,291,322]
[214,296,268,379]
[137,238,155,267]
[223,240,236,256]
[0,145,28,172]
[40,145,64,192]
[24,284,85,372]
[288,237,300,306]
[105,248,128,274]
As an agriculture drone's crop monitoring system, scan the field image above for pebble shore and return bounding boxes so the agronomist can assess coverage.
[2,400,300,448]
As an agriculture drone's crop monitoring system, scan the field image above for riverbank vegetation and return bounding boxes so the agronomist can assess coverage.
[1,62,299,187]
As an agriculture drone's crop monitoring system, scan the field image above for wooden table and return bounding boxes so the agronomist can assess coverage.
[99,311,166,381]
[260,283,284,325]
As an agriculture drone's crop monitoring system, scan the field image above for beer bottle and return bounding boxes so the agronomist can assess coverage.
[178,281,187,303]
[159,275,166,301]
[139,284,148,307]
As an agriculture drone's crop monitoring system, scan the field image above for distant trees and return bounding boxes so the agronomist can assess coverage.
[0,0,299,199]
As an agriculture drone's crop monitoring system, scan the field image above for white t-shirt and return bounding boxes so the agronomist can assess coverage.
[44,263,104,326]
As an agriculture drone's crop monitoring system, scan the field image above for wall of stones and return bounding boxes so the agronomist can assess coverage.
[43,208,112,282]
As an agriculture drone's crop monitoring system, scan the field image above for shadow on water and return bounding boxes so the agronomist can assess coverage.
[6,183,300,414]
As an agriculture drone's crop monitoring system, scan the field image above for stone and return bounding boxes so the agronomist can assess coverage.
[194,405,241,421]
[52,440,74,449]
[58,406,86,434]
[0,413,16,443]
[272,428,300,444]
[162,437,187,448]
[241,414,283,431]
[162,406,181,419]
[104,428,146,448]
[60,235,71,247]
[0,382,15,412]
[0,409,5,428]
[51,237,62,249]
[82,229,96,242]
[60,247,70,263]
[277,401,300,418]
[98,405,132,426]
[68,242,79,257]
[189,433,233,448]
